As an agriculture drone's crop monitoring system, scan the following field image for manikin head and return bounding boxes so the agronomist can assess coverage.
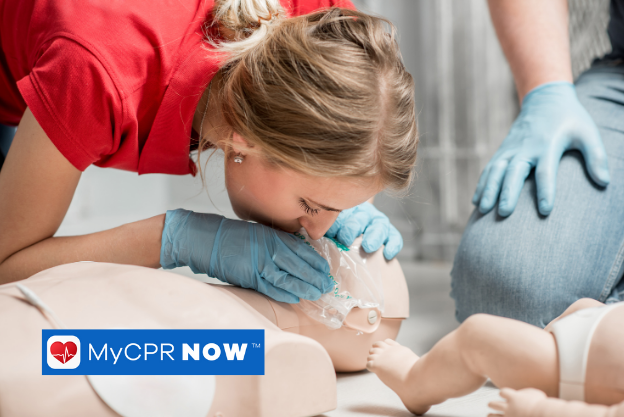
[199,3,418,239]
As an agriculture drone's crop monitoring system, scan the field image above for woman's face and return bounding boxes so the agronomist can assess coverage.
[224,143,381,240]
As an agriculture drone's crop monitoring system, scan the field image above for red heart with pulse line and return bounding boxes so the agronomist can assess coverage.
[50,341,78,364]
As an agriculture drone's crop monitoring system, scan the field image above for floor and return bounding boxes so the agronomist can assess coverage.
[328,374,500,417]
[55,164,499,416]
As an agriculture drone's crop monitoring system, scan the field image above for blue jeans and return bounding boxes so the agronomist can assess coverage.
[0,123,16,170]
[451,60,624,328]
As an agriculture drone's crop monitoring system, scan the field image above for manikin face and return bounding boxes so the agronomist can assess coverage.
[224,134,381,240]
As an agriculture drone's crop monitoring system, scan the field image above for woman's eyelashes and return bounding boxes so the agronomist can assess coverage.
[299,198,320,216]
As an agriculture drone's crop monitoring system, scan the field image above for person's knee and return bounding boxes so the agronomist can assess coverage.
[575,66,624,137]
[451,216,562,326]
[451,223,523,321]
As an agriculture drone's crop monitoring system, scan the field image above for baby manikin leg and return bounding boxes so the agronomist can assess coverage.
[368,314,559,415]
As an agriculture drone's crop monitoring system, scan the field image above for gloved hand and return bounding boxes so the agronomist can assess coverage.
[473,81,610,217]
[160,209,332,303]
[325,202,403,260]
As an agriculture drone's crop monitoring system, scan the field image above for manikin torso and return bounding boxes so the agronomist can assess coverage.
[0,239,409,417]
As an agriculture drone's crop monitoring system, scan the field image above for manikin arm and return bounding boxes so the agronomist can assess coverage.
[489,388,624,417]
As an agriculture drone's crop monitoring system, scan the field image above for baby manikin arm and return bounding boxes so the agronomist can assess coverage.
[490,389,624,417]
[531,398,624,417]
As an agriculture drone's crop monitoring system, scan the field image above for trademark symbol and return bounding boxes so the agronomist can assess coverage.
[252,343,261,348]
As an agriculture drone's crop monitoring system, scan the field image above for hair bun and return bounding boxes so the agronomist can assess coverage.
[212,0,284,54]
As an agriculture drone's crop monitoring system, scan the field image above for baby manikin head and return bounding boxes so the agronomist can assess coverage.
[293,229,384,329]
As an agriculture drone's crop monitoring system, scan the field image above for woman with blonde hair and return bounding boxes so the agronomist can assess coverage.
[0,0,418,302]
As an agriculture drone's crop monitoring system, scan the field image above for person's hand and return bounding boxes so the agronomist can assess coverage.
[325,202,403,260]
[473,81,610,217]
[160,209,333,303]
[488,388,547,417]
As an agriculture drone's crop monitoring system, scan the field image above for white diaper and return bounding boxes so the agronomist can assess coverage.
[548,302,623,401]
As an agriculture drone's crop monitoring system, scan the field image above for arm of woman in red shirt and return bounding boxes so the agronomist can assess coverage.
[0,108,164,283]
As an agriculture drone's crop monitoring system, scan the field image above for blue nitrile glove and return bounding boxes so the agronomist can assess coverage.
[160,209,333,303]
[325,202,403,260]
[473,81,610,217]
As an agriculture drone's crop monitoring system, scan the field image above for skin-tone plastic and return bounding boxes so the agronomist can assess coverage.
[488,388,624,417]
[0,262,337,417]
[367,298,624,415]
[0,248,408,416]
[214,240,410,372]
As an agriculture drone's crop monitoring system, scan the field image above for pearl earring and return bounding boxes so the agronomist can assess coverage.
[233,154,244,164]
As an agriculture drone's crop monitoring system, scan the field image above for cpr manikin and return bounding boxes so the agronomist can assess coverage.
[0,239,408,416]
[366,298,624,416]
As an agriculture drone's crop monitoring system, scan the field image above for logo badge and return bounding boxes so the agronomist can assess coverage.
[47,336,81,369]
[43,330,264,375]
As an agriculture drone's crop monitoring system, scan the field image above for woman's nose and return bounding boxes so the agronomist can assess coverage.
[299,212,340,240]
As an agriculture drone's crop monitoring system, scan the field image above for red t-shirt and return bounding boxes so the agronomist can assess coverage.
[0,0,354,175]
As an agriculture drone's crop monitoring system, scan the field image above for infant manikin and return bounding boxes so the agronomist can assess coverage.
[366,298,624,416]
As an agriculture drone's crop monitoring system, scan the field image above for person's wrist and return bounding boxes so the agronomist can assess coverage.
[143,214,168,268]
[521,81,578,110]
[159,209,223,271]
[160,209,191,269]
[521,80,575,107]
[516,69,574,101]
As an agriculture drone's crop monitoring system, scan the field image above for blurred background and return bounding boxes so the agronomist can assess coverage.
[55,0,613,353]
[58,0,613,262]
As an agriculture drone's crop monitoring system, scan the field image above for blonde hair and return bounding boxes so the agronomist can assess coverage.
[203,1,418,191]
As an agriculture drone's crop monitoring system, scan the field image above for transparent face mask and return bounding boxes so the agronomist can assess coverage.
[294,229,384,329]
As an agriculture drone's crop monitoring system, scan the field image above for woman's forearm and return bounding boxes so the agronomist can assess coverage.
[487,0,572,100]
[0,214,165,283]
[0,109,166,284]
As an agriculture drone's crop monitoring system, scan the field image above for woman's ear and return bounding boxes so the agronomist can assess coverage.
[231,132,251,155]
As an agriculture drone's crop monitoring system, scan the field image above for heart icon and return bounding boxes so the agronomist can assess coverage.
[50,341,78,364]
